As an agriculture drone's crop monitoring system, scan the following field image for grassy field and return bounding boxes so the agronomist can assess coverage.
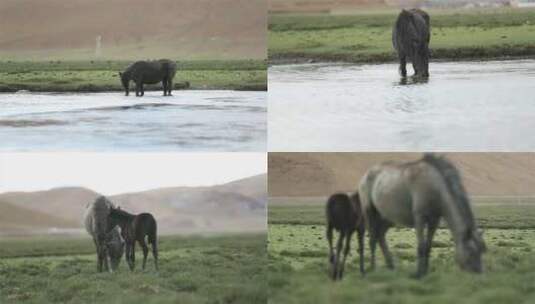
[0,60,267,92]
[269,8,535,63]
[0,233,266,304]
[268,200,535,303]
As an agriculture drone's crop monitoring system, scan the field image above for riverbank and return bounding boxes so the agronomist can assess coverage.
[269,8,535,64]
[0,60,267,92]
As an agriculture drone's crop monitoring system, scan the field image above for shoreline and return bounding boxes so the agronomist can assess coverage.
[269,48,535,66]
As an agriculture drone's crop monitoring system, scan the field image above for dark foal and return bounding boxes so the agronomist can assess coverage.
[109,207,159,271]
[326,192,365,280]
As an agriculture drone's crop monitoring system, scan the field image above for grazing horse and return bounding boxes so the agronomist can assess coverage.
[119,59,177,97]
[109,207,159,271]
[83,196,125,273]
[392,9,430,78]
[326,192,365,280]
[358,153,486,278]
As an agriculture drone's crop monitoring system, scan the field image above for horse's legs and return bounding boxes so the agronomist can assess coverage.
[414,216,427,278]
[135,82,141,97]
[167,78,173,96]
[140,239,149,270]
[399,55,407,77]
[338,230,353,279]
[378,225,394,269]
[151,241,159,271]
[162,79,168,96]
[326,223,335,277]
[140,84,145,97]
[423,218,439,275]
[334,231,345,280]
[131,242,136,270]
[357,225,365,275]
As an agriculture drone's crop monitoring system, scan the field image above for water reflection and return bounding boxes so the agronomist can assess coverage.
[269,59,535,151]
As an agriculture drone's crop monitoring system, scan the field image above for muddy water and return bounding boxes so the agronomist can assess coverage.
[269,60,535,151]
[0,91,266,151]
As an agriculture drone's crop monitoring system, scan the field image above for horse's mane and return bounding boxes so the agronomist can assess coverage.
[422,153,475,228]
[109,207,135,222]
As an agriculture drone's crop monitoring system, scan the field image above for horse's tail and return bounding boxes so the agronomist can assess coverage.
[422,153,475,226]
[148,216,158,249]
[160,60,176,79]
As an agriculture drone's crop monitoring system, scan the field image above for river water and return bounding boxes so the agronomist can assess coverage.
[269,59,535,151]
[0,91,266,151]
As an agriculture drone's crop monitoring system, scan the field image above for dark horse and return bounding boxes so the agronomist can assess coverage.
[326,192,365,280]
[359,153,486,278]
[392,9,430,78]
[119,59,177,97]
[109,207,159,271]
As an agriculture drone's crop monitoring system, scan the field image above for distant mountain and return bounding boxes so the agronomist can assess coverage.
[0,174,267,236]
[269,153,535,197]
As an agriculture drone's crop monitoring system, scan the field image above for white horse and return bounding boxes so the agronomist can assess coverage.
[83,196,125,273]
[359,153,486,278]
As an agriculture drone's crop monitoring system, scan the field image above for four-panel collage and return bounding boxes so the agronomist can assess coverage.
[1,0,535,303]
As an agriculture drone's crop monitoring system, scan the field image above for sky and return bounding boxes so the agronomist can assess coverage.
[0,153,266,195]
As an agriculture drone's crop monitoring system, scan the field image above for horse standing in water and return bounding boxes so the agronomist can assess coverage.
[326,192,365,280]
[119,59,177,97]
[83,196,125,273]
[358,153,486,278]
[392,9,430,78]
[109,207,159,271]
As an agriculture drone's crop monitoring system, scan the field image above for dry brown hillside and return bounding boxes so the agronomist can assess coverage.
[269,153,535,197]
[0,0,266,60]
[0,174,267,235]
[269,0,387,13]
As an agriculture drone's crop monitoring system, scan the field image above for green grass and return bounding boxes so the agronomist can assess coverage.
[0,233,266,304]
[269,8,535,63]
[268,202,535,303]
[269,198,535,229]
[0,60,267,92]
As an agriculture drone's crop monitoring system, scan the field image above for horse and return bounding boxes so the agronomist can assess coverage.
[109,207,159,271]
[119,59,177,97]
[83,196,125,273]
[358,153,486,278]
[392,9,430,78]
[326,192,365,280]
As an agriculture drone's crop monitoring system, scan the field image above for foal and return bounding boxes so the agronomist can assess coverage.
[326,192,365,280]
[109,207,159,271]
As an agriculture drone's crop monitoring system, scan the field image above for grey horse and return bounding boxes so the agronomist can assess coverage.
[119,59,177,97]
[392,9,430,77]
[83,196,125,273]
[359,153,486,278]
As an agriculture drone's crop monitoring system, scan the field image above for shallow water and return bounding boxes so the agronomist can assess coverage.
[0,91,266,151]
[269,59,535,151]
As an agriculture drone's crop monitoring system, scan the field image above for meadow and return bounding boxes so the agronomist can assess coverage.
[269,8,535,63]
[0,233,266,304]
[268,199,535,303]
[0,60,267,92]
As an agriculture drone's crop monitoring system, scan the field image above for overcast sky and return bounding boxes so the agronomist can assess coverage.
[0,153,266,195]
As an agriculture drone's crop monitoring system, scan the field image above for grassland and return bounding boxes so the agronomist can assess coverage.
[0,60,267,92]
[268,200,535,303]
[0,233,266,304]
[269,8,535,63]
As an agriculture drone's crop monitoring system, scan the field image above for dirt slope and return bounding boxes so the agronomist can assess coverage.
[269,153,535,197]
[0,0,266,60]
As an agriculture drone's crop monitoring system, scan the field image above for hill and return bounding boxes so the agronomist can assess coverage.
[0,174,267,236]
[0,0,266,60]
[268,153,535,197]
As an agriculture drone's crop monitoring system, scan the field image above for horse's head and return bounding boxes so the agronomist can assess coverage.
[119,72,130,96]
[106,228,125,270]
[413,43,430,78]
[456,228,486,273]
